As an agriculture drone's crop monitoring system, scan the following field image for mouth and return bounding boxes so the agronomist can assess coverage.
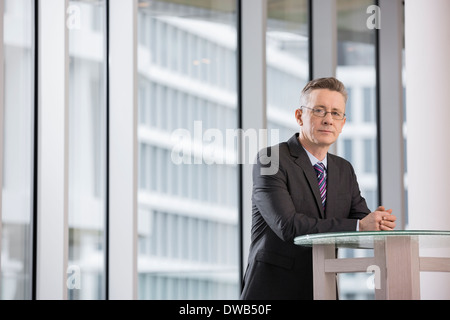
[318,130,333,134]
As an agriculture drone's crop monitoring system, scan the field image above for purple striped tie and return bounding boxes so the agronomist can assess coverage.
[314,162,326,210]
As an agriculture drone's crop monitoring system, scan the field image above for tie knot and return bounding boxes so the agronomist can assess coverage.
[314,162,325,175]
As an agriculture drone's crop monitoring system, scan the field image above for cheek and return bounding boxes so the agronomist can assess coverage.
[303,121,314,133]
[309,121,320,132]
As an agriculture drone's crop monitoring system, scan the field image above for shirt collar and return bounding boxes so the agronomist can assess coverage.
[302,146,327,169]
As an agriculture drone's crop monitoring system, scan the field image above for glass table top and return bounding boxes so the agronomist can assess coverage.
[294,230,450,249]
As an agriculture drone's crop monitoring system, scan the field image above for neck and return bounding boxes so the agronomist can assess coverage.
[298,135,329,161]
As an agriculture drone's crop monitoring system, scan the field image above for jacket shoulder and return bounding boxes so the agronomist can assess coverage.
[257,141,289,157]
[328,153,356,172]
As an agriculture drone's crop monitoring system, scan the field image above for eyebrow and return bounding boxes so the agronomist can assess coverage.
[314,105,344,112]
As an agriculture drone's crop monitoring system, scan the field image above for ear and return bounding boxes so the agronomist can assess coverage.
[295,109,303,126]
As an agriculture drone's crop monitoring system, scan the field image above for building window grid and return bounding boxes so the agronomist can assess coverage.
[142,14,237,92]
[345,87,353,122]
[140,82,235,133]
[137,1,239,299]
[141,210,238,264]
[363,87,376,123]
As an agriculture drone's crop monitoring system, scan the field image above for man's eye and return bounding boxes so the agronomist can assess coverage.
[332,112,341,117]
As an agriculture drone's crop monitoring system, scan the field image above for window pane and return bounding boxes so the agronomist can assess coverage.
[266,0,309,143]
[68,0,107,300]
[1,0,34,300]
[336,0,378,300]
[137,0,239,300]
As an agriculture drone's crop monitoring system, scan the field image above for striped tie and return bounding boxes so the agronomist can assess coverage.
[314,162,327,210]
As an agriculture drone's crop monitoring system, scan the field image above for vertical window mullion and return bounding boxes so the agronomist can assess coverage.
[0,0,4,284]
[36,0,69,300]
[238,0,267,281]
[108,0,138,300]
[378,0,405,229]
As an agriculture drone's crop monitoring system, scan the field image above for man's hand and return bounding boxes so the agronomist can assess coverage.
[359,206,397,231]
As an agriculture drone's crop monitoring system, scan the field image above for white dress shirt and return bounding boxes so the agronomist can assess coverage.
[302,147,360,231]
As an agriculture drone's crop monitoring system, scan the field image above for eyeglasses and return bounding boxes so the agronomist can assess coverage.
[300,106,346,120]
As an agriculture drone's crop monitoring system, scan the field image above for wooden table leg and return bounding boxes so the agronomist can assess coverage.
[312,244,336,300]
[373,240,387,300]
[385,236,421,299]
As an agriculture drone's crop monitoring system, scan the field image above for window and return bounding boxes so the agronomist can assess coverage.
[342,138,353,163]
[345,87,353,123]
[363,87,376,123]
[1,0,35,300]
[266,0,309,143]
[0,0,408,301]
[137,0,239,300]
[363,138,376,175]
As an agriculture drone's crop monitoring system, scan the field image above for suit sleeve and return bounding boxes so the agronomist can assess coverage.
[252,148,365,243]
[348,163,371,220]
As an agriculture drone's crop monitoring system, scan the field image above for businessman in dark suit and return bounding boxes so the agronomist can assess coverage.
[240,77,397,300]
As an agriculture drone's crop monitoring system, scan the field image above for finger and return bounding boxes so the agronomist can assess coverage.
[382,220,396,229]
[387,215,396,222]
[382,214,396,222]
[380,224,395,231]
[377,219,383,231]
[376,206,386,212]
[380,219,396,230]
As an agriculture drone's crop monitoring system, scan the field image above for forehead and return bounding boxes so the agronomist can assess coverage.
[308,89,346,110]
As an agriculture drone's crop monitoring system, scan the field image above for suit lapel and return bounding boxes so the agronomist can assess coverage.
[287,134,325,218]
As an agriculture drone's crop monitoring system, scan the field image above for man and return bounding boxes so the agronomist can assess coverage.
[240,77,396,300]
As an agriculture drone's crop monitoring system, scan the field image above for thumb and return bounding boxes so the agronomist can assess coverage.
[376,206,386,212]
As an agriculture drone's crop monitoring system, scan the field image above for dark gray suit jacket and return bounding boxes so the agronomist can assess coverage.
[240,133,370,300]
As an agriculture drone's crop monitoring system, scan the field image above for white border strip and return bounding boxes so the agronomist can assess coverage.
[36,0,69,300]
[0,0,4,278]
[378,0,406,228]
[240,0,267,276]
[108,0,138,300]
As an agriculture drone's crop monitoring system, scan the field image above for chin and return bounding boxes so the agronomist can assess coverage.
[318,139,337,147]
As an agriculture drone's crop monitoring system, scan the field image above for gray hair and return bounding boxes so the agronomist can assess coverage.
[300,77,348,106]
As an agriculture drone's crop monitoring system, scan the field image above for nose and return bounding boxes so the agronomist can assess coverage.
[322,112,334,125]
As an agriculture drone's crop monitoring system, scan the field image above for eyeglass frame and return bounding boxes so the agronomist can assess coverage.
[300,106,346,120]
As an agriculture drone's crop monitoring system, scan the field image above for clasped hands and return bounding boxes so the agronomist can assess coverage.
[359,206,397,232]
